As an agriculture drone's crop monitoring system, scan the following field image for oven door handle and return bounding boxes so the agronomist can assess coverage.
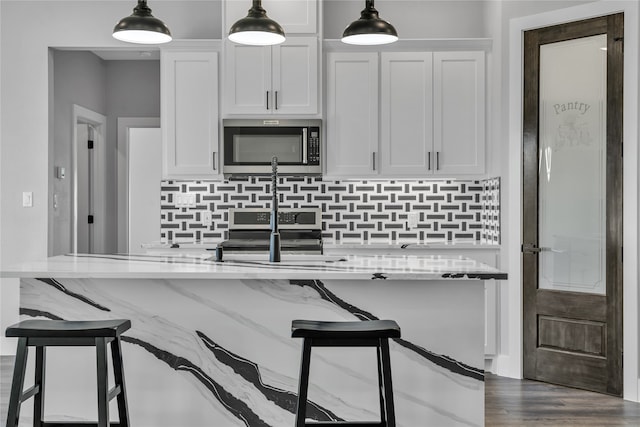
[302,128,308,164]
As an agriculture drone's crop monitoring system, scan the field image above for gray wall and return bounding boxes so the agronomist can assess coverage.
[50,51,160,256]
[50,50,108,256]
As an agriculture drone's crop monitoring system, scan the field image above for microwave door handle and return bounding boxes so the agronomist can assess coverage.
[302,128,308,164]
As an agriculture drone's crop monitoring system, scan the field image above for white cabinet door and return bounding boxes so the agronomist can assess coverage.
[380,52,433,176]
[326,52,379,177]
[224,37,318,115]
[224,43,271,114]
[224,0,317,34]
[162,50,220,178]
[433,51,485,175]
[272,37,318,114]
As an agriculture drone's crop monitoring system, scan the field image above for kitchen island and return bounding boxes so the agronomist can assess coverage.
[2,253,506,427]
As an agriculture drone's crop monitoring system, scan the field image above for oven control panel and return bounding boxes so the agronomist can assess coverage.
[229,208,322,230]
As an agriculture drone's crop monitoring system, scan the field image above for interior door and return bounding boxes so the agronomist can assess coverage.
[128,128,162,254]
[522,13,623,395]
[76,123,93,253]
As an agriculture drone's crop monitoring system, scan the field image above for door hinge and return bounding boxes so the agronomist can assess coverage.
[88,140,94,149]
[88,215,94,224]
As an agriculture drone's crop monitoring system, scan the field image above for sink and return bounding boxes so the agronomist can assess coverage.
[212,253,347,264]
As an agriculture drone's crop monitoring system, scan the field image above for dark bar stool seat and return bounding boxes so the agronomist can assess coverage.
[5,319,132,427]
[291,319,401,427]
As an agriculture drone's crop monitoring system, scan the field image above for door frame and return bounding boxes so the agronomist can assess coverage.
[116,117,161,254]
[505,1,639,400]
[72,104,107,254]
[522,14,623,395]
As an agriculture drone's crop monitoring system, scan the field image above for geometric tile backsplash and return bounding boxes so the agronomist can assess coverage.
[160,177,501,244]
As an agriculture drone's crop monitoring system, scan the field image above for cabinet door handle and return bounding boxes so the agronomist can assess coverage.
[212,152,217,171]
[266,91,270,110]
[372,152,376,171]
[436,151,440,170]
[428,152,432,170]
[275,91,278,110]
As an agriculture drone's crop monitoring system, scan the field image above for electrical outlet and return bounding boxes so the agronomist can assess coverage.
[202,211,212,226]
[408,212,419,230]
[22,191,33,208]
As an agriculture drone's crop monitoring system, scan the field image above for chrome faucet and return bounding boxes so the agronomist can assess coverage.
[269,156,281,262]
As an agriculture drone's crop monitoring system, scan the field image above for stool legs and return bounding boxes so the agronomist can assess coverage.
[5,338,28,427]
[379,338,396,427]
[294,337,396,427]
[377,341,387,423]
[34,346,46,427]
[96,338,109,427]
[6,336,130,427]
[295,338,313,427]
[111,338,130,427]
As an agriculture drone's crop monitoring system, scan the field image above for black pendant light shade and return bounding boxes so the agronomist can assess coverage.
[113,0,172,44]
[342,0,398,45]
[228,0,285,46]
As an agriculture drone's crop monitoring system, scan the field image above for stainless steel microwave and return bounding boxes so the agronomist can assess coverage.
[222,119,322,176]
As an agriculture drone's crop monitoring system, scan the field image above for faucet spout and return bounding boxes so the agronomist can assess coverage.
[269,156,281,262]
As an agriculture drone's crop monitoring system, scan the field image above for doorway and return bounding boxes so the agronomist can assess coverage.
[73,105,107,254]
[522,14,623,395]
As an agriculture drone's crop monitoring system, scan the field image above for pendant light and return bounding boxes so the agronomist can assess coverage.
[342,0,398,45]
[228,0,285,46]
[113,0,172,45]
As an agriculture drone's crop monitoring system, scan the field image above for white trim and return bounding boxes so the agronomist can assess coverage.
[117,118,161,254]
[72,105,107,254]
[507,1,639,401]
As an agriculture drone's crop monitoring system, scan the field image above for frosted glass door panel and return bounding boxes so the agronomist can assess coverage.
[538,35,607,294]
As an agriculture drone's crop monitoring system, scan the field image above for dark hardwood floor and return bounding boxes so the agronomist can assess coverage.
[486,373,640,426]
[2,356,640,425]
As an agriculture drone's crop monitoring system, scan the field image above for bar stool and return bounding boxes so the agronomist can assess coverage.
[291,319,401,427]
[5,319,131,427]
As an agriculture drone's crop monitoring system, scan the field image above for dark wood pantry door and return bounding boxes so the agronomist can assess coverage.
[522,13,623,395]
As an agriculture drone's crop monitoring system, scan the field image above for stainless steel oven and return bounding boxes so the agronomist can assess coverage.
[222,119,321,176]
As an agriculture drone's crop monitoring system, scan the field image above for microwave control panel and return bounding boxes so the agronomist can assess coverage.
[308,127,321,165]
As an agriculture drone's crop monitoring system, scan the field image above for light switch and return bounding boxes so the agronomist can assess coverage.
[22,191,33,208]
[175,193,197,208]
[202,211,212,226]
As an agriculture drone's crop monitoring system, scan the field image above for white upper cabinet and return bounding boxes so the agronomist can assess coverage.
[162,50,220,178]
[326,49,486,178]
[433,51,486,175]
[224,0,317,34]
[326,52,379,177]
[224,37,318,115]
[380,52,433,176]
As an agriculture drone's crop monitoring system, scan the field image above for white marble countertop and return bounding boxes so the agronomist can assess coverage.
[1,253,507,281]
[322,239,500,250]
[142,239,501,251]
